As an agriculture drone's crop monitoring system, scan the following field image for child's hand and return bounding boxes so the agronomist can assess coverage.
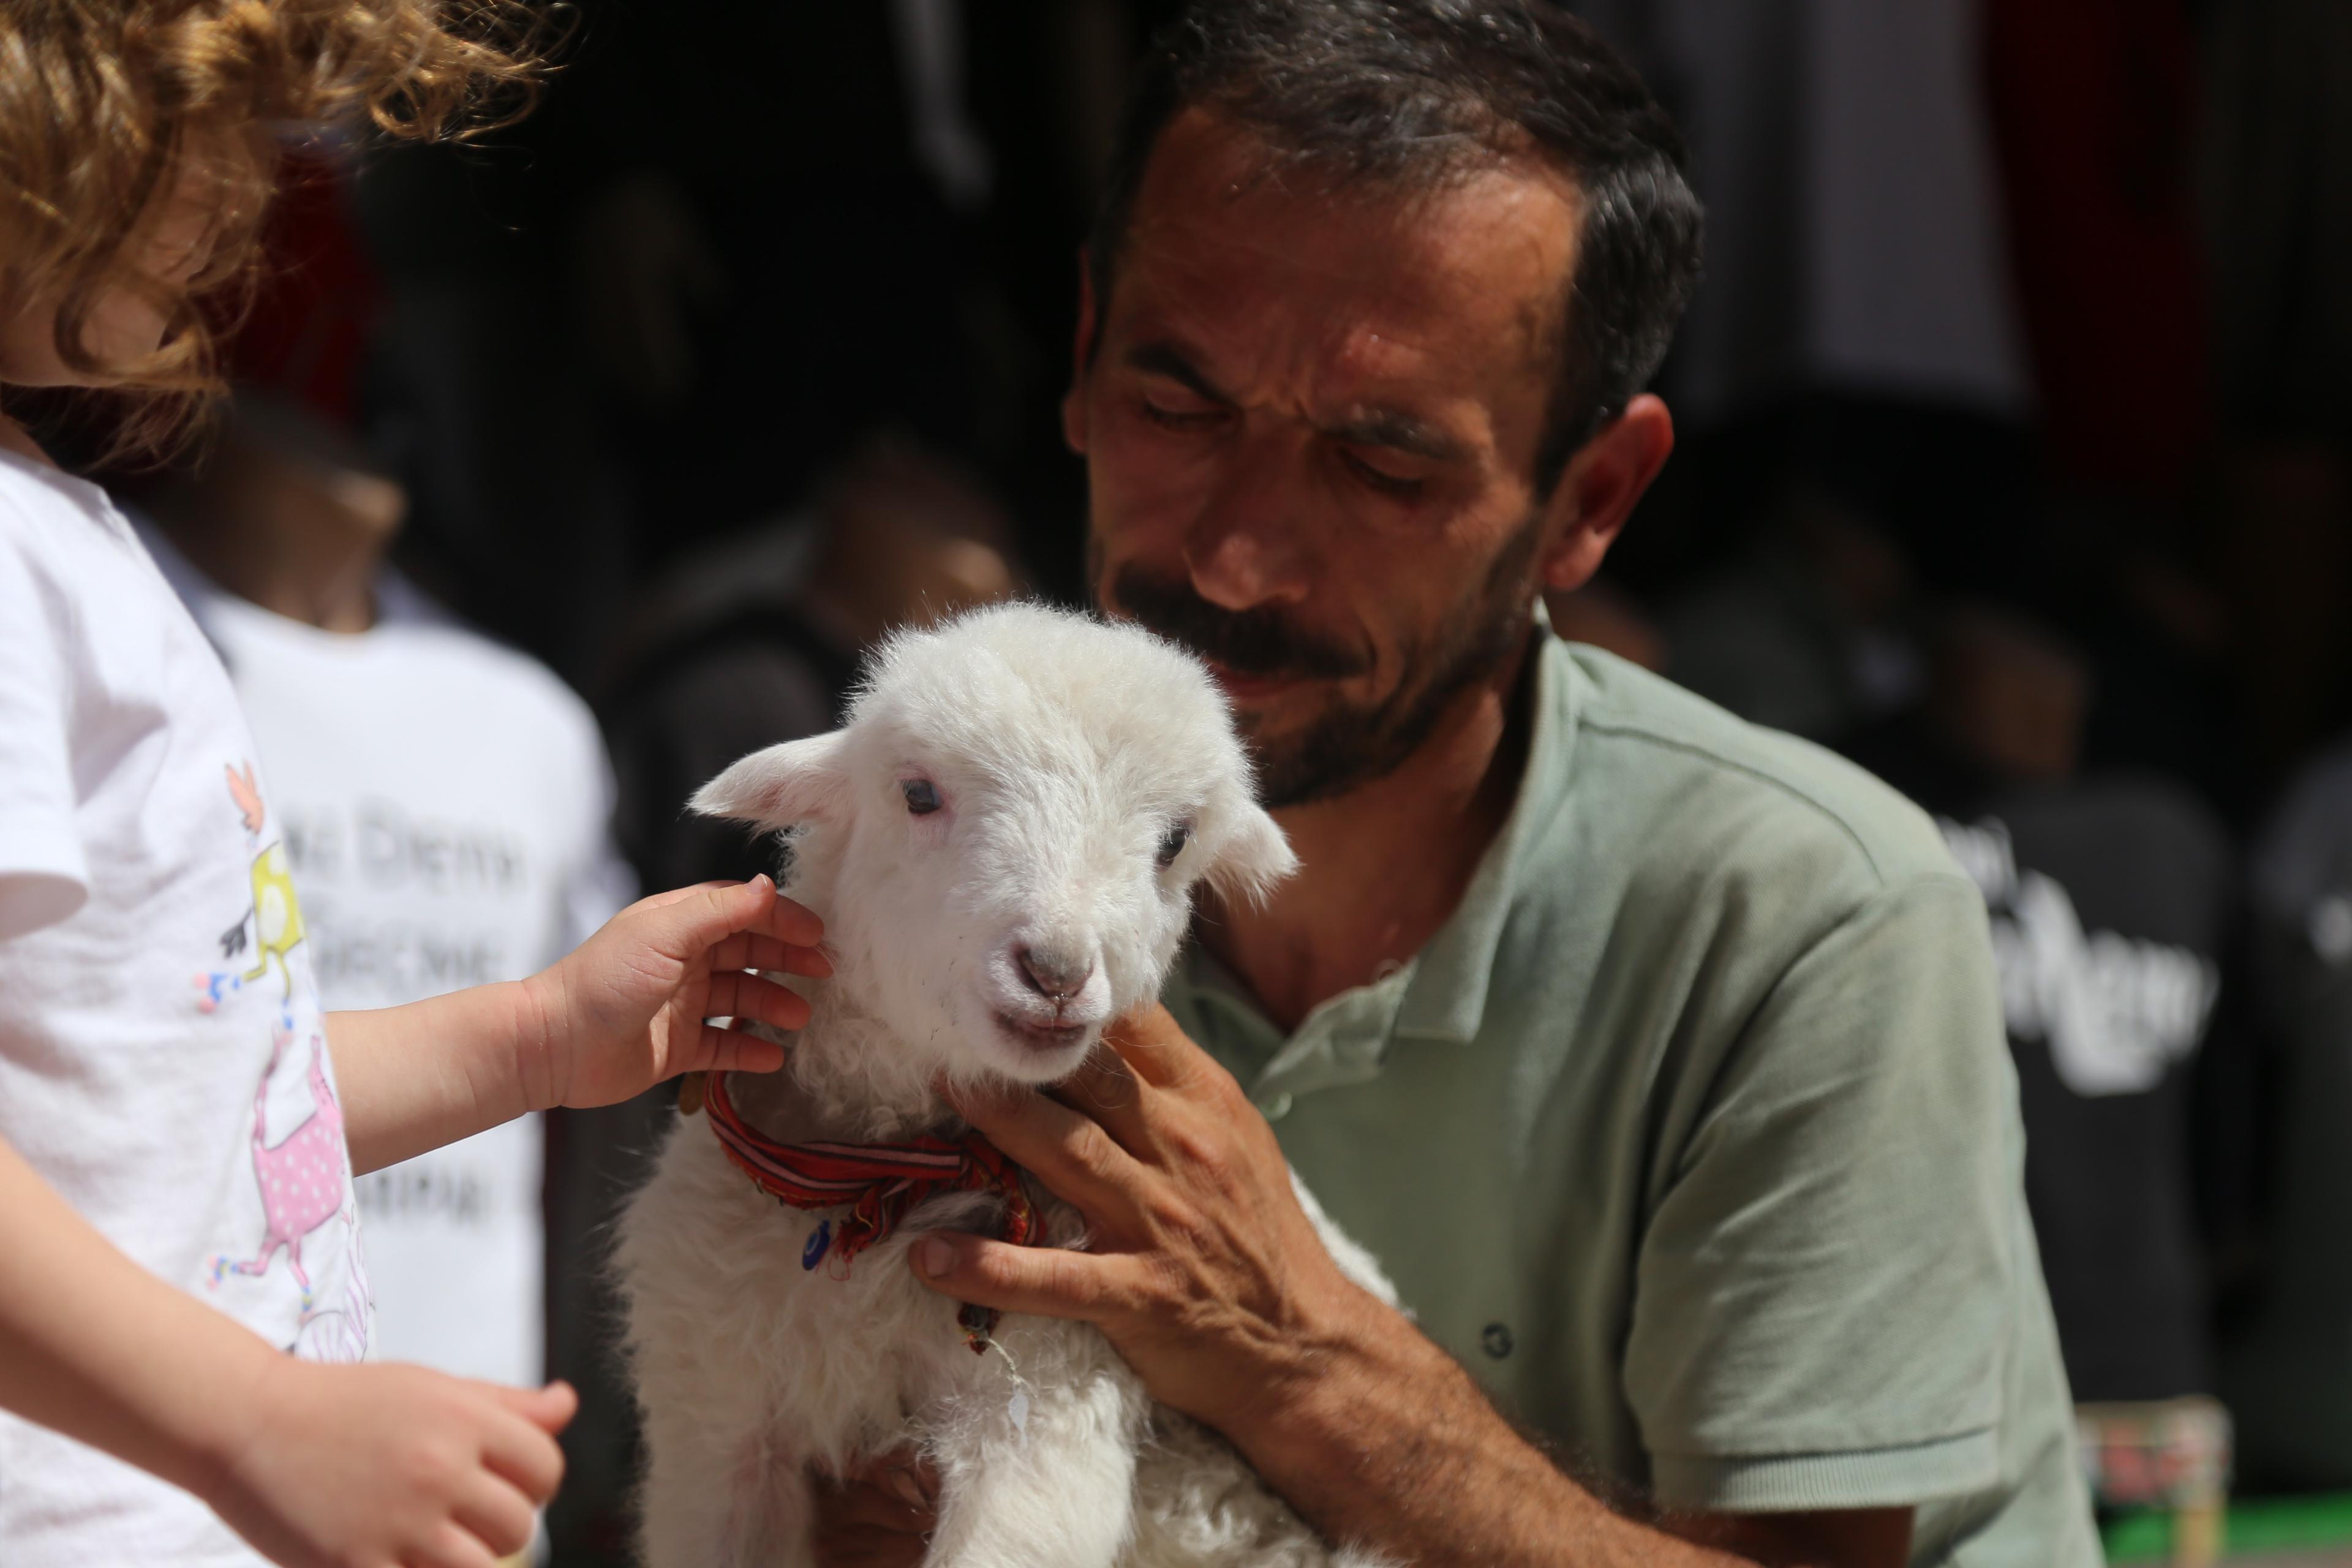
[206,1359,576,1568]
[519,875,829,1110]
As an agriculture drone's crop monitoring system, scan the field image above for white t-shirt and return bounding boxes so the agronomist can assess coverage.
[0,451,369,1567]
[144,529,633,1387]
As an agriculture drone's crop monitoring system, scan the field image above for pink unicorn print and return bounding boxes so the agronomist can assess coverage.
[225,1024,348,1291]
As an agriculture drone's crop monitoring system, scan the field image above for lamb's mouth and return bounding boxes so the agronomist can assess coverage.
[992,1012,1093,1053]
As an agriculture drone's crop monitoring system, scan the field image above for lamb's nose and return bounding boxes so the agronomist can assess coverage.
[1016,945,1094,1002]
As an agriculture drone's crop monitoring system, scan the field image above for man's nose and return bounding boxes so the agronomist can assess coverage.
[1183,440,1315,612]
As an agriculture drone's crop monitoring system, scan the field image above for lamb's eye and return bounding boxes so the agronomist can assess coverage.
[902,779,943,816]
[1156,822,1192,868]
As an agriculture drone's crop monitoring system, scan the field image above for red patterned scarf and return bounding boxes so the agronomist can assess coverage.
[687,1069,1039,1351]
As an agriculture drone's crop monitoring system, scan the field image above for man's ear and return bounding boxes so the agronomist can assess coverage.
[1204,794,1299,906]
[1540,393,1676,594]
[690,731,851,829]
[1062,247,1098,456]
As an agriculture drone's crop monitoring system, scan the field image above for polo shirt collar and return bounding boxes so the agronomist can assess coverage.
[1175,612,1582,1084]
[1389,621,1577,1045]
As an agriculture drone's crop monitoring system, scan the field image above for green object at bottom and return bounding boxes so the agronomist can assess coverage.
[2103,1493,2352,1561]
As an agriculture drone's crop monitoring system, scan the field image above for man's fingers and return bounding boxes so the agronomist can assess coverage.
[949,1082,1148,1227]
[819,1446,940,1513]
[1049,1043,1156,1158]
[907,1232,1140,1322]
[810,1450,937,1567]
[1100,1003,1218,1092]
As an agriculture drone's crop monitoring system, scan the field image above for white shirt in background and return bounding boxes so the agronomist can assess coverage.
[145,526,634,1389]
[0,452,368,1567]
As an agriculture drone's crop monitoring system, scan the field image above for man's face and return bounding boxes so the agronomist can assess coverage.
[1073,111,1583,806]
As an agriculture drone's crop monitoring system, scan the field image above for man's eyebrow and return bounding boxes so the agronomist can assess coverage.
[1125,342,1233,405]
[1327,408,1469,463]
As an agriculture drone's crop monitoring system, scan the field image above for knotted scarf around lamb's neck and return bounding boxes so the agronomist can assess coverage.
[691,1068,1039,1351]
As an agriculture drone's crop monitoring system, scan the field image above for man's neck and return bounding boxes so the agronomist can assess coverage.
[1200,635,1537,1035]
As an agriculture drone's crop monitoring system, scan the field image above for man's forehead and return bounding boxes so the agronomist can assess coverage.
[1112,109,1580,390]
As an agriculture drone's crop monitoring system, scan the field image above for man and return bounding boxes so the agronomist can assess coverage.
[825,4,2098,1564]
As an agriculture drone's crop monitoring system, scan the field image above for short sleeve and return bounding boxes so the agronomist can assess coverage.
[1625,873,2019,1511]
[557,727,638,955]
[0,537,88,939]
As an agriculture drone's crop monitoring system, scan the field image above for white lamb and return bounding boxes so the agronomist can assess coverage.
[614,603,1397,1568]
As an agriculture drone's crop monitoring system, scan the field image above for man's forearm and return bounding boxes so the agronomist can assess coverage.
[1230,1289,1749,1567]
[326,979,543,1176]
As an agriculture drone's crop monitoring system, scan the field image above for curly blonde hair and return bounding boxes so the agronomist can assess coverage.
[0,1,549,453]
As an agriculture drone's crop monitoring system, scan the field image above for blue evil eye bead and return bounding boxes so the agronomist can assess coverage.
[802,1219,832,1271]
[902,778,943,816]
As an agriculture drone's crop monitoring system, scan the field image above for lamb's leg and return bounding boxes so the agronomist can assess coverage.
[921,1359,1142,1568]
[638,1406,817,1568]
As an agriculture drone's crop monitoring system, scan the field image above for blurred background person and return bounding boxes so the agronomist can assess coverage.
[2224,735,2352,1493]
[1844,606,2242,1547]
[137,386,636,1406]
[601,432,1023,894]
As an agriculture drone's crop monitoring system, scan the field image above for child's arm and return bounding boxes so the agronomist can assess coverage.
[0,1132,574,1567]
[328,875,827,1175]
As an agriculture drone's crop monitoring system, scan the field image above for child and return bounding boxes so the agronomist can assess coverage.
[0,6,826,1565]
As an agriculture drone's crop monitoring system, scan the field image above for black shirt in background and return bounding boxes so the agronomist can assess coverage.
[1846,720,2236,1403]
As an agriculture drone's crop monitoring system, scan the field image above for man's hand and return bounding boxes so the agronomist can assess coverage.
[810,1449,938,1568]
[906,1004,1384,1434]
[903,1005,1914,1568]
[519,875,829,1112]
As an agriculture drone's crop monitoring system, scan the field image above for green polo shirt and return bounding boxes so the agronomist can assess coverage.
[1164,635,2098,1564]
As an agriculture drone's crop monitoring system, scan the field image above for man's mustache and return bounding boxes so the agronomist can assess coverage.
[1109,566,1370,682]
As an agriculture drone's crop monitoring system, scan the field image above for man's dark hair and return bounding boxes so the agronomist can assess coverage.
[1087,0,1703,495]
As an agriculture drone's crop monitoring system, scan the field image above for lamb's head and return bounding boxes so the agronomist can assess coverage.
[693,603,1296,1086]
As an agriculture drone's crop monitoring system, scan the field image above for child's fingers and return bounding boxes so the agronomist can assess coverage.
[633,879,742,913]
[704,971,812,1031]
[491,1378,578,1436]
[480,1402,568,1502]
[451,1471,538,1559]
[413,1518,503,1568]
[657,876,825,959]
[698,1022,788,1075]
[706,932,831,978]
[756,891,826,948]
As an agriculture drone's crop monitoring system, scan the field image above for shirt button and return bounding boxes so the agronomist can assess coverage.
[1482,1322,1514,1359]
[1257,1090,1294,1121]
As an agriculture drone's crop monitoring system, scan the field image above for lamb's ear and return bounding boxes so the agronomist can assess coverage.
[690,731,851,829]
[1205,794,1299,905]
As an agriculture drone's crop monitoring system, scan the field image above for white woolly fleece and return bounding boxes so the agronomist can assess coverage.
[615,604,1397,1567]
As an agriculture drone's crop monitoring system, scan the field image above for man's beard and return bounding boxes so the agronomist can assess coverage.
[1099,519,1544,808]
